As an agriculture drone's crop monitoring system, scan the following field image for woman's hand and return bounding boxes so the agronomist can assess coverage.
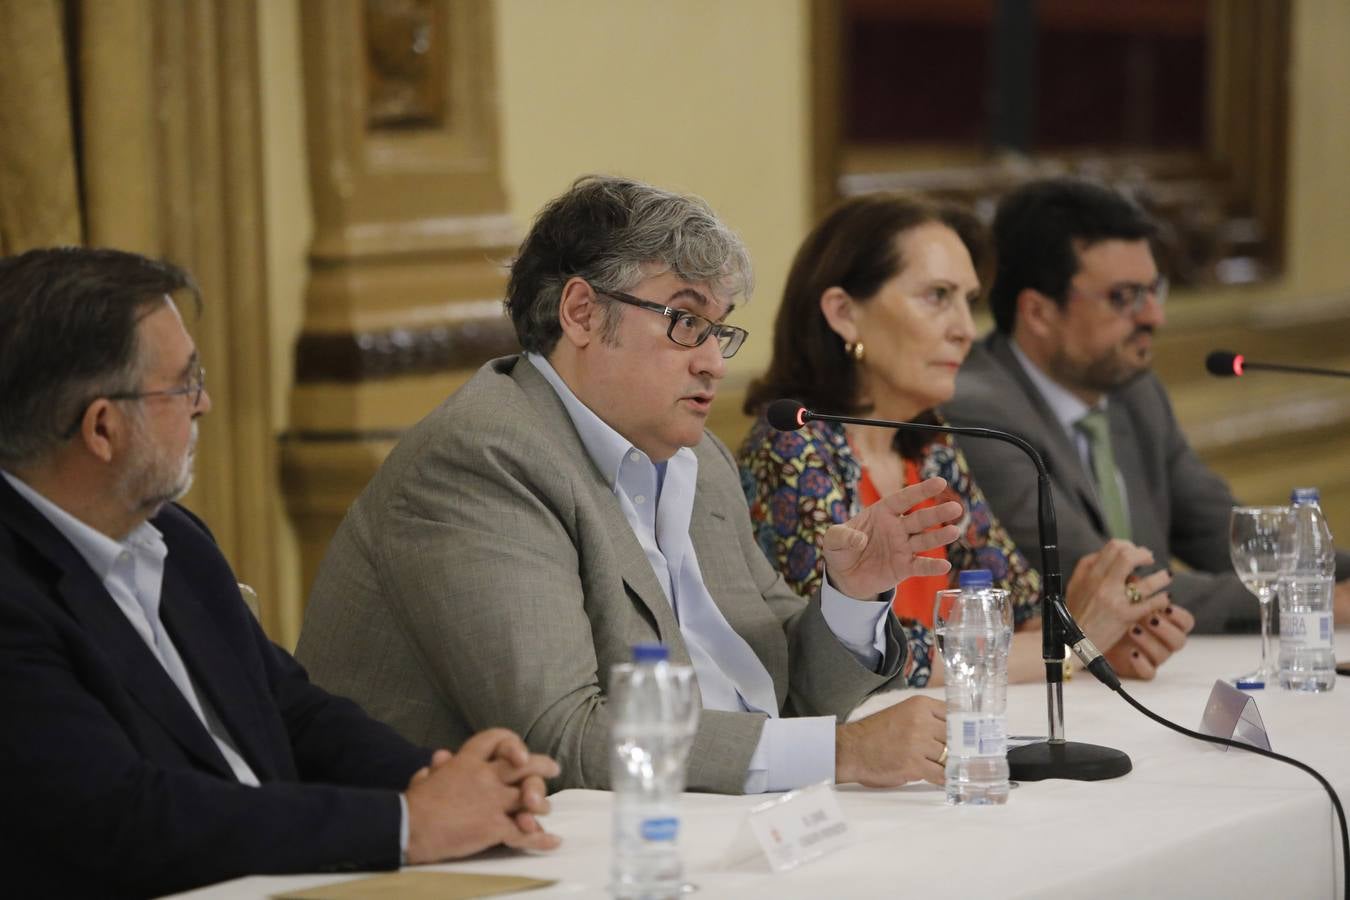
[1064,540,1170,650]
[1105,603,1196,680]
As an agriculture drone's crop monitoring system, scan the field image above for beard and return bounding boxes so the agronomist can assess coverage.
[118,417,197,519]
[1048,329,1154,395]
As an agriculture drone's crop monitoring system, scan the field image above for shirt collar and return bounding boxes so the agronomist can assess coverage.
[1008,337,1105,432]
[1,469,164,579]
[526,352,693,490]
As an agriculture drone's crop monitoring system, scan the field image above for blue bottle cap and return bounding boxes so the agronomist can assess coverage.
[632,643,669,663]
[958,569,994,588]
[1290,487,1320,505]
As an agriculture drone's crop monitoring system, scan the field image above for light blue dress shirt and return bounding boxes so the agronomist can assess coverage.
[1009,339,1131,522]
[528,354,892,792]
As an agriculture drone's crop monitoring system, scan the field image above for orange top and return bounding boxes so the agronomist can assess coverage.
[857,461,949,627]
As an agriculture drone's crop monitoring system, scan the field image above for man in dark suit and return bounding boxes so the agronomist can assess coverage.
[0,247,560,898]
[944,178,1350,645]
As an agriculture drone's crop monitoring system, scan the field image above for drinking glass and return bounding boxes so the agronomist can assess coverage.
[1228,505,1294,687]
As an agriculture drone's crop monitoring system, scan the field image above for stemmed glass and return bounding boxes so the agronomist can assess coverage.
[1228,505,1294,688]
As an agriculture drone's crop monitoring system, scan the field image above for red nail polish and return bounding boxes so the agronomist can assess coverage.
[1132,626,1143,636]
[1150,617,1160,626]
[1132,650,1141,658]
[1165,606,1173,615]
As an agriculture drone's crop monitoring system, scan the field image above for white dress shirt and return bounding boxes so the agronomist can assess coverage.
[528,354,892,792]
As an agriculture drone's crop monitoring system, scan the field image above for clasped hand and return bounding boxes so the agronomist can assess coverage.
[1065,540,1196,680]
[404,728,561,864]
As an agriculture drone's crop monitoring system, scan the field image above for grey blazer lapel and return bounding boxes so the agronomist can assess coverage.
[511,357,685,650]
[987,335,1108,537]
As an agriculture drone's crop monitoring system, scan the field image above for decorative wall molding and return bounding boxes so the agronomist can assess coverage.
[283,0,513,604]
[294,317,517,382]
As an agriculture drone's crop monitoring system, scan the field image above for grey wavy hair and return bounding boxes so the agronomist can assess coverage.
[505,174,754,355]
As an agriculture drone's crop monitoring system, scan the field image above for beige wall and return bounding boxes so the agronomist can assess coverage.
[493,0,811,382]
[1284,0,1350,297]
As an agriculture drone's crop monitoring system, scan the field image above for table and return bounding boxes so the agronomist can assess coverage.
[171,635,1350,899]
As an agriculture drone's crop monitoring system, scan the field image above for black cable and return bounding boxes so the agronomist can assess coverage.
[1113,685,1348,900]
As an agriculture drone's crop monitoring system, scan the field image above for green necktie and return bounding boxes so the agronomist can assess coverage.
[1075,409,1132,540]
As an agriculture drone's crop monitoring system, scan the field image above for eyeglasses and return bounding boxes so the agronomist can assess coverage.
[1070,276,1169,317]
[597,289,749,358]
[106,361,207,408]
[61,361,207,439]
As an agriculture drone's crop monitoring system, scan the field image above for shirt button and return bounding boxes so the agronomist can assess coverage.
[629,451,641,462]
[634,494,647,504]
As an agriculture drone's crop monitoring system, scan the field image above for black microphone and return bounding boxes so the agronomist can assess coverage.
[1205,349,1350,380]
[768,399,1130,781]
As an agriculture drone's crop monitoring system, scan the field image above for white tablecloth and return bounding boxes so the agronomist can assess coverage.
[171,635,1350,899]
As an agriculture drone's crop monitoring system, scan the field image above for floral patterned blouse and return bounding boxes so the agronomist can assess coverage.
[737,413,1041,687]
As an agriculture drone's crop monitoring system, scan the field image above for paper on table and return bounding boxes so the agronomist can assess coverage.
[273,870,555,900]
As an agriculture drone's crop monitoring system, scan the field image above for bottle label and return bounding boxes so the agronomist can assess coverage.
[1279,611,1334,650]
[639,817,679,842]
[948,713,1007,758]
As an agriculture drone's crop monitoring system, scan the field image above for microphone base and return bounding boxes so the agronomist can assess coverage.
[1007,740,1132,782]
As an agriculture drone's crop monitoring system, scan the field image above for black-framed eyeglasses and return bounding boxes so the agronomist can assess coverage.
[597,289,749,358]
[1070,276,1169,317]
[106,361,207,408]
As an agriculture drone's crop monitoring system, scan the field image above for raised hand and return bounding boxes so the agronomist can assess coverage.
[822,476,963,600]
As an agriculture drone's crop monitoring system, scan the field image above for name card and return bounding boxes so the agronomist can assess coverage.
[745,781,852,873]
[1199,678,1272,751]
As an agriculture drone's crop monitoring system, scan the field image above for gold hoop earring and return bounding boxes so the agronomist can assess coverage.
[845,341,865,362]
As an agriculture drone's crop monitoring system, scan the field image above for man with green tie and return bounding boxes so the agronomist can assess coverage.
[945,177,1350,646]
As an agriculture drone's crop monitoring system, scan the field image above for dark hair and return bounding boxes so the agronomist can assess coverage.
[0,246,200,466]
[504,174,753,355]
[988,177,1157,333]
[744,193,986,457]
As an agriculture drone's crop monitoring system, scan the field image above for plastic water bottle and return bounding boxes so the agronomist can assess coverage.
[609,644,699,899]
[1279,488,1336,692]
[935,570,1013,805]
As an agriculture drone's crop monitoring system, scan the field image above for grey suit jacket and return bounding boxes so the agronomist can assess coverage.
[943,332,1348,634]
[296,355,910,794]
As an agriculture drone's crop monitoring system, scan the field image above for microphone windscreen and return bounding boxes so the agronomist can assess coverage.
[766,399,808,431]
[1204,350,1243,377]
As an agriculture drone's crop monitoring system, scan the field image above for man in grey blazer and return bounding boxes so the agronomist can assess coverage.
[944,178,1350,641]
[298,176,965,795]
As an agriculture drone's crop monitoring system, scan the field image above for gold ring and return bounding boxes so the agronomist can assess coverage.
[937,746,948,766]
[1125,581,1144,605]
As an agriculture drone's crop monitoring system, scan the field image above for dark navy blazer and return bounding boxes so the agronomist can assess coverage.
[0,476,429,898]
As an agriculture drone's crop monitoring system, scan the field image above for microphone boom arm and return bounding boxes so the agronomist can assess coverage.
[798,412,1093,697]
[774,403,1131,776]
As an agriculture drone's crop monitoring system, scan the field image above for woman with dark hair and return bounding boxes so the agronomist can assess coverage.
[738,194,1192,685]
